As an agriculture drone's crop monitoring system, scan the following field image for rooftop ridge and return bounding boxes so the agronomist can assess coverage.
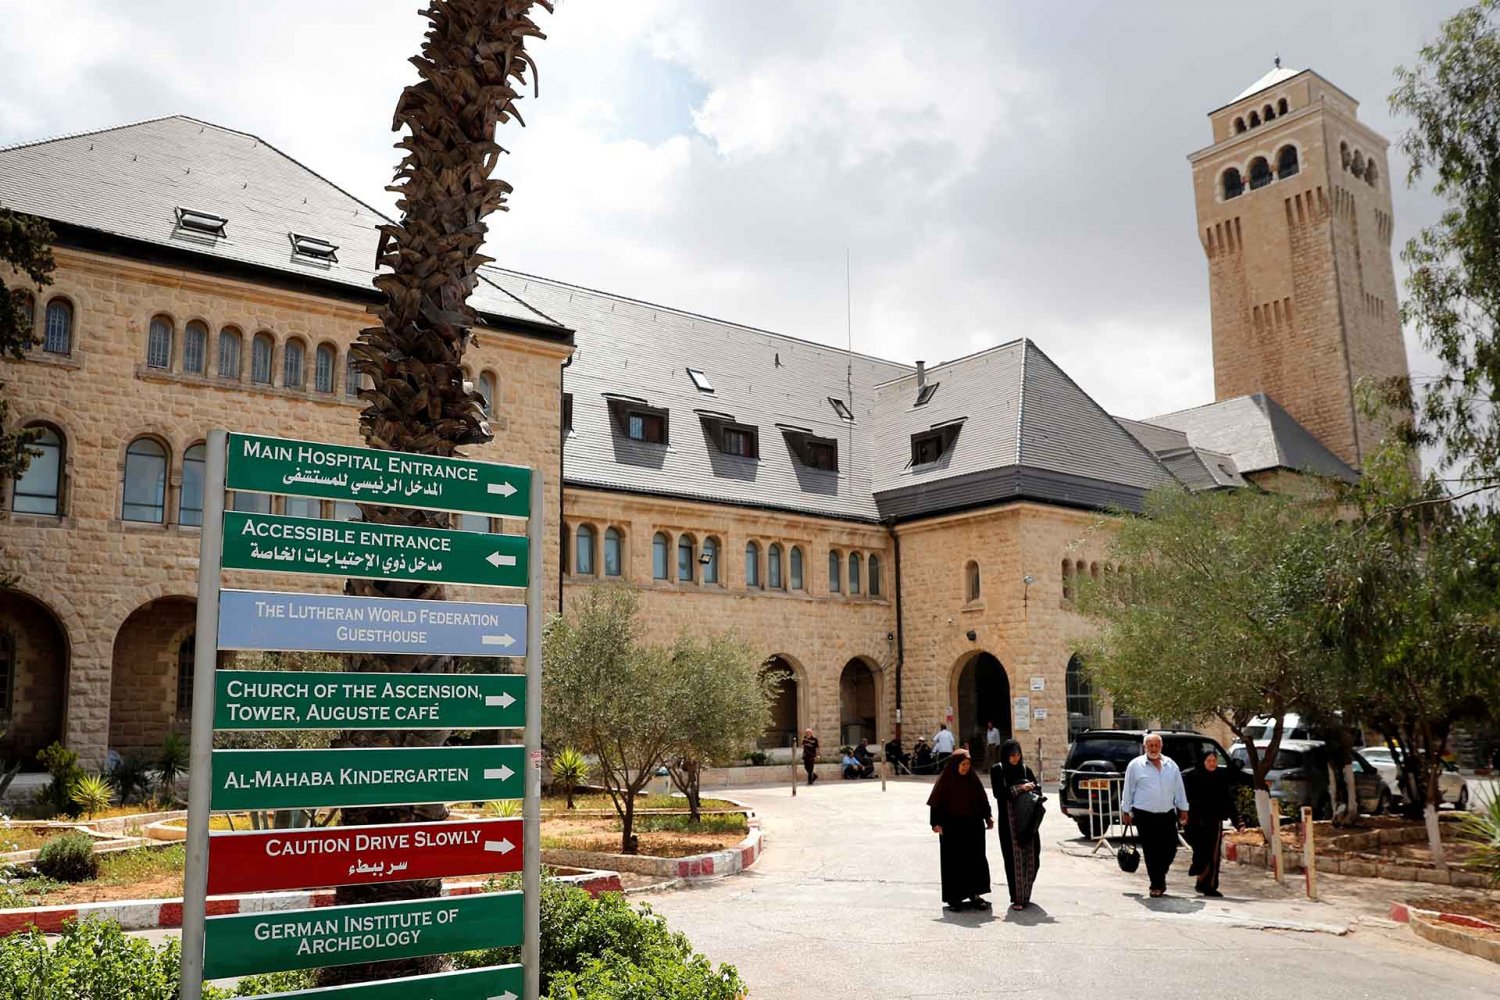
[870,337,1028,390]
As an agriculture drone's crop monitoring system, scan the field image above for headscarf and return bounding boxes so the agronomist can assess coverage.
[996,739,1028,788]
[926,749,987,817]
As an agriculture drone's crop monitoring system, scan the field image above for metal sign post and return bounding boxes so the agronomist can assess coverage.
[179,432,543,1000]
[180,428,226,1000]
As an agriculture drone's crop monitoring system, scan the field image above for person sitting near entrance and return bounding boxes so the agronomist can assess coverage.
[885,736,911,773]
[854,739,876,777]
[842,748,865,780]
[912,738,934,774]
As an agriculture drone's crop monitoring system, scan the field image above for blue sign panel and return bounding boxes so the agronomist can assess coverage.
[218,590,527,657]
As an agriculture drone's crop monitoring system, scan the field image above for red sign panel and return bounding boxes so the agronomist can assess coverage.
[207,818,523,895]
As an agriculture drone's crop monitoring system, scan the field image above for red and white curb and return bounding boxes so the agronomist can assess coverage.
[672,817,763,881]
[1389,901,1500,931]
[0,870,622,937]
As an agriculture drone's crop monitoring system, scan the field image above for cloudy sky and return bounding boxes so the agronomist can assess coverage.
[0,0,1461,420]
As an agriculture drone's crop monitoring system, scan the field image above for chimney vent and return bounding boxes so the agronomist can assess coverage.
[916,360,926,387]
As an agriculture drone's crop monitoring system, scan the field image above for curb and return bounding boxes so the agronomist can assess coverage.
[0,869,622,938]
[1389,901,1500,931]
[539,798,765,884]
[1390,902,1500,965]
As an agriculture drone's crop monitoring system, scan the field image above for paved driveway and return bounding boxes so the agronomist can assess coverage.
[641,778,1500,1000]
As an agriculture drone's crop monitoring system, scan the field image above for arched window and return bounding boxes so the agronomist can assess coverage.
[1340,141,1352,170]
[868,555,882,597]
[1248,157,1273,190]
[790,546,804,590]
[702,536,720,584]
[478,372,496,415]
[1066,654,1097,737]
[251,333,274,385]
[849,553,862,595]
[1248,110,1261,128]
[965,560,981,602]
[1262,104,1275,121]
[1364,160,1379,187]
[1276,145,1299,179]
[1351,151,1366,177]
[123,438,168,523]
[218,327,242,379]
[1221,167,1244,200]
[345,355,363,398]
[678,534,696,582]
[1061,559,1074,603]
[1233,117,1246,134]
[184,321,208,374]
[828,550,842,593]
[147,315,173,369]
[652,532,670,580]
[314,344,336,392]
[575,524,596,576]
[180,443,206,526]
[745,541,761,588]
[604,527,623,577]
[1277,97,1289,115]
[43,299,73,355]
[1090,561,1100,581]
[176,635,195,715]
[11,425,63,514]
[0,630,14,716]
[284,339,306,389]
[768,544,783,590]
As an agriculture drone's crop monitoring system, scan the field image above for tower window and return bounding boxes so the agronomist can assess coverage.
[1248,157,1273,190]
[1277,97,1289,115]
[1262,104,1275,122]
[1248,110,1261,128]
[1233,117,1246,134]
[1276,146,1299,180]
[1222,168,1244,200]
[1364,161,1379,188]
[1341,141,1352,170]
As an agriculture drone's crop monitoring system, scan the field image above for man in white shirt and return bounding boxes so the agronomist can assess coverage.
[1120,733,1190,896]
[931,724,956,770]
[984,720,1002,769]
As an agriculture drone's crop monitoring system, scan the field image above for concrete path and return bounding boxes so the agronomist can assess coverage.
[641,779,1500,1000]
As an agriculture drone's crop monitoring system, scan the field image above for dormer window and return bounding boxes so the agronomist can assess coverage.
[687,368,714,392]
[175,207,227,237]
[916,382,940,406]
[605,393,669,444]
[828,397,853,421]
[910,418,965,467]
[779,424,838,472]
[721,425,757,458]
[290,233,339,262]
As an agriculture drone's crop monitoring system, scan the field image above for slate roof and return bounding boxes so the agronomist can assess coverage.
[0,114,1356,522]
[1234,64,1301,102]
[0,116,562,333]
[1145,394,1358,483]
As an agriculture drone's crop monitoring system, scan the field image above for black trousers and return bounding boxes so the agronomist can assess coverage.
[1133,809,1179,890]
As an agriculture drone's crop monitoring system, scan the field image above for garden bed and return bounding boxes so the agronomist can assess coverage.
[1,844,186,908]
[1225,814,1488,886]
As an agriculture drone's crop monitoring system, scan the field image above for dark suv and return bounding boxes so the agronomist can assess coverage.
[1059,730,1238,837]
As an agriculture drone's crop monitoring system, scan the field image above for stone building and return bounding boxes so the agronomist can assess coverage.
[0,63,1405,770]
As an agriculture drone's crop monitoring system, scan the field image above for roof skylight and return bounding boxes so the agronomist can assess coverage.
[687,368,714,392]
[916,382,940,406]
[828,396,853,421]
[290,233,339,261]
[175,207,227,237]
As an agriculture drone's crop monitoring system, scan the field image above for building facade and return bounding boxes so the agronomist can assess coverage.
[1,64,1408,771]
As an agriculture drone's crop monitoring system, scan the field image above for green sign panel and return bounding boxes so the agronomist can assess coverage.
[214,670,525,731]
[221,512,528,588]
[250,966,523,1000]
[226,432,532,518]
[203,892,521,980]
[211,745,524,811]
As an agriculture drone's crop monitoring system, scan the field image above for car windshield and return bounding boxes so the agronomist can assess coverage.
[1231,747,1303,769]
[1066,737,1139,770]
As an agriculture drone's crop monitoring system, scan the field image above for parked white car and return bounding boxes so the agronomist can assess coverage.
[1358,746,1470,810]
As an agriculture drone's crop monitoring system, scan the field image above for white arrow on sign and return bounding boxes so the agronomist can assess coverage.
[486,481,518,498]
[485,692,517,709]
[483,838,516,855]
[480,634,515,648]
[488,992,519,1000]
[485,551,518,568]
[483,766,516,782]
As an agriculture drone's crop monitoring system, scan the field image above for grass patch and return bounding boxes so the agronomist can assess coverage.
[633,813,747,836]
[0,826,75,853]
[95,844,185,886]
[541,792,738,813]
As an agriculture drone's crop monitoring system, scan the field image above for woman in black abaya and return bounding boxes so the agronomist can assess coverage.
[927,748,993,911]
[1182,747,1242,896]
[991,739,1041,910]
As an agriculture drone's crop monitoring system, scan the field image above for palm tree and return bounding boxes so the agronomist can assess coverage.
[318,0,551,988]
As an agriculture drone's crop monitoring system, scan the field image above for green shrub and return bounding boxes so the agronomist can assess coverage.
[456,879,744,999]
[34,742,85,818]
[107,755,155,805]
[0,918,228,999]
[34,832,99,883]
[70,774,114,819]
[156,733,189,802]
[552,748,589,809]
[742,751,769,767]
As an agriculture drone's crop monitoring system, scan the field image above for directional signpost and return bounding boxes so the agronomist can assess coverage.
[180,430,544,1000]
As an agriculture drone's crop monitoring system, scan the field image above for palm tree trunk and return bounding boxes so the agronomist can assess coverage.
[316,0,551,988]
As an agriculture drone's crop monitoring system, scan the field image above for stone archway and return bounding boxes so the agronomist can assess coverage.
[110,597,196,755]
[0,590,70,763]
[953,651,1011,754]
[760,655,802,750]
[838,658,879,748]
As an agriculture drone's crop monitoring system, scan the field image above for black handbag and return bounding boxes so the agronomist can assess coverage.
[1015,789,1047,838]
[1117,822,1141,873]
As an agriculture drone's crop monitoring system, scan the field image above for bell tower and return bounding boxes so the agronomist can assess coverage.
[1188,63,1410,470]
